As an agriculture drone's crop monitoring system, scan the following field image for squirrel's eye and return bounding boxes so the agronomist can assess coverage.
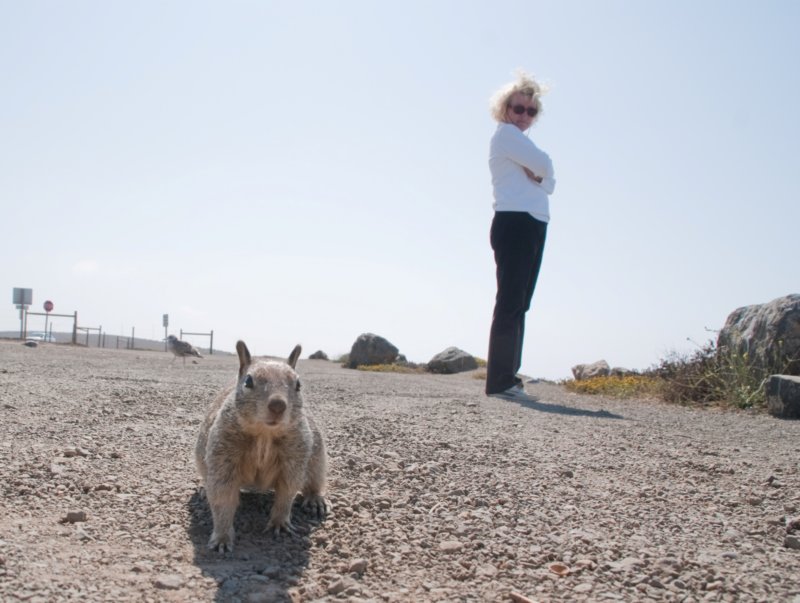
[295,379,301,392]
[245,375,254,389]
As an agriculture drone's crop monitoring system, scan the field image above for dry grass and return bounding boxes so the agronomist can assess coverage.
[355,363,427,374]
[563,374,661,399]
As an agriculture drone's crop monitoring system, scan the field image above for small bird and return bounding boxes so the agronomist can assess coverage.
[167,335,203,366]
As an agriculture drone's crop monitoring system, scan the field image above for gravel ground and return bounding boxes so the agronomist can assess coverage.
[1,340,799,603]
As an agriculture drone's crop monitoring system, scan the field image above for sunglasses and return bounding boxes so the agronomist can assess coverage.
[509,104,538,117]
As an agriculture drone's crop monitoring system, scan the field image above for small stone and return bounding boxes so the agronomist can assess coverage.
[75,527,94,541]
[247,587,287,603]
[438,540,463,553]
[573,583,594,593]
[784,535,800,550]
[63,447,88,458]
[154,574,184,590]
[348,559,368,575]
[548,562,570,576]
[60,511,87,524]
[476,563,497,577]
[327,577,355,595]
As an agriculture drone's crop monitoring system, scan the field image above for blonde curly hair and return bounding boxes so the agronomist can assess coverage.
[489,70,547,123]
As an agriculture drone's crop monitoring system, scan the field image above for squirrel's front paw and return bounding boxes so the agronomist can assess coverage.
[301,494,328,519]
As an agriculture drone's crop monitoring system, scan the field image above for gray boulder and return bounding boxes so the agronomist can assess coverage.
[309,350,329,360]
[347,333,399,368]
[766,375,800,419]
[718,294,800,376]
[427,347,478,374]
[571,360,610,381]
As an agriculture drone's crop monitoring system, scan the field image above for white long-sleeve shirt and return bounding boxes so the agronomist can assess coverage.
[489,122,556,223]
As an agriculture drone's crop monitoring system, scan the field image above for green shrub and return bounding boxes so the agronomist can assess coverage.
[647,339,787,409]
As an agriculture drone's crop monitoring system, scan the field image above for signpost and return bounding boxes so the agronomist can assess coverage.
[163,314,169,351]
[43,300,54,339]
[12,288,33,338]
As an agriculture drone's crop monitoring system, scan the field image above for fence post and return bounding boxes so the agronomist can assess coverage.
[210,330,214,355]
[72,312,78,345]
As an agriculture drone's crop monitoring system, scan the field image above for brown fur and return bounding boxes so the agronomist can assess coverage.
[195,341,327,552]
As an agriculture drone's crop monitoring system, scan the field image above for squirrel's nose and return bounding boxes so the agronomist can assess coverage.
[267,397,287,416]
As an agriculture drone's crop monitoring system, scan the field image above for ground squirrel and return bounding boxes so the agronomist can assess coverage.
[195,341,327,553]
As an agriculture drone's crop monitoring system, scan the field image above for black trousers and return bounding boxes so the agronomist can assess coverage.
[486,211,548,395]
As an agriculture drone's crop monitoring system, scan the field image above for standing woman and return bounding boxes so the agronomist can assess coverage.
[485,71,555,401]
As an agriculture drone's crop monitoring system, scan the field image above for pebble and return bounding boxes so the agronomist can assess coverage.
[348,558,368,575]
[153,575,184,590]
[63,447,89,458]
[60,511,87,523]
[784,535,800,550]
[327,577,357,595]
[438,540,463,553]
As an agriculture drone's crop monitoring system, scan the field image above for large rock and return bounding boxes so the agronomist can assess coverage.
[308,350,329,360]
[717,294,800,376]
[427,347,478,374]
[766,375,800,419]
[347,333,399,368]
[571,360,610,381]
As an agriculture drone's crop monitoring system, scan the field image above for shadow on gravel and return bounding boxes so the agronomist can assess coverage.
[515,395,624,420]
[187,488,321,602]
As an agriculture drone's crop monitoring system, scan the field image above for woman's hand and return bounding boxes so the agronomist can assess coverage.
[523,167,543,183]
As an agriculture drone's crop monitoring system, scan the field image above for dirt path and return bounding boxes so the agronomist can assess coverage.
[1,341,798,602]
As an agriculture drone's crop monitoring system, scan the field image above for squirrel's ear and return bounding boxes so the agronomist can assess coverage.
[236,341,251,377]
[287,344,302,369]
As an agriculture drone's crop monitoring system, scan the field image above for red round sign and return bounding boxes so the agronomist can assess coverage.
[44,300,54,312]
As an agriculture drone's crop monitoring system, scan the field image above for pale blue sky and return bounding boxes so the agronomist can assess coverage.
[2,1,798,379]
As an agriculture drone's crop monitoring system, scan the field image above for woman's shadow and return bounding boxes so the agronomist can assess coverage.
[513,392,625,419]
[186,488,323,602]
